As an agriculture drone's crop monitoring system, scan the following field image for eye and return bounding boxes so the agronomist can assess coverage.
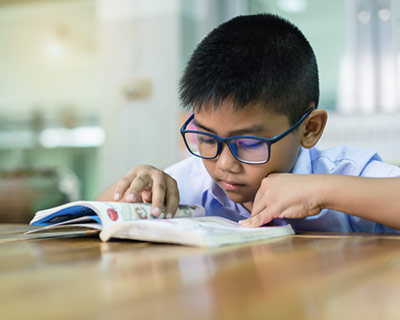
[198,135,216,145]
[238,139,265,149]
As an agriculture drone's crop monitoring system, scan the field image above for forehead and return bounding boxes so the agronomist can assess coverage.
[193,102,291,135]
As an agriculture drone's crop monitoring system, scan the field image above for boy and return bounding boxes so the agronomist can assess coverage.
[98,14,400,233]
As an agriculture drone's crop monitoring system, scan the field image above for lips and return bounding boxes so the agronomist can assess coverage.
[220,180,245,191]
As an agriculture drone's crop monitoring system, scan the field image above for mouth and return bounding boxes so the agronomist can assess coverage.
[219,180,246,192]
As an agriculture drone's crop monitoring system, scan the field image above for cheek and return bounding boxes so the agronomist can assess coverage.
[246,166,271,186]
[269,140,301,173]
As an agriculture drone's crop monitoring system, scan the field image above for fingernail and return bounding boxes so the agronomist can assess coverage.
[152,207,161,216]
[166,213,173,219]
[126,193,136,202]
[114,193,121,201]
[238,220,247,225]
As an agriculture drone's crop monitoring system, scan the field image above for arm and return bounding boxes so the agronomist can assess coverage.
[240,173,400,230]
[96,165,180,218]
[96,181,120,201]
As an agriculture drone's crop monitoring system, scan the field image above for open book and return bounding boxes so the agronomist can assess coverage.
[28,201,294,247]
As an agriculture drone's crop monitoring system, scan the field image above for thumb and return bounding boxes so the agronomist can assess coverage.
[239,212,271,227]
[141,190,152,203]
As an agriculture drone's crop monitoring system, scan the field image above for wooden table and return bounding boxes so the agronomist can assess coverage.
[1,224,400,320]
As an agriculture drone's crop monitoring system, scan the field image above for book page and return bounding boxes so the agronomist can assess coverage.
[26,216,103,234]
[100,216,294,247]
[30,201,205,231]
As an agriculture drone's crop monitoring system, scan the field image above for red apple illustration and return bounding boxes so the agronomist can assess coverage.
[107,208,118,221]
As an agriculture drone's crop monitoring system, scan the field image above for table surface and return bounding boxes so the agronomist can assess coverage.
[1,224,400,320]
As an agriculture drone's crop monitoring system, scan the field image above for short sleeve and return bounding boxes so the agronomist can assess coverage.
[360,160,400,178]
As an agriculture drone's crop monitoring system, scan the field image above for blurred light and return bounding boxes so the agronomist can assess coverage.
[277,0,307,13]
[358,54,375,113]
[40,126,105,148]
[378,8,391,21]
[380,54,398,112]
[358,10,371,24]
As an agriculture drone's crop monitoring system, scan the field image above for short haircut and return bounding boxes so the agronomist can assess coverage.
[179,13,319,124]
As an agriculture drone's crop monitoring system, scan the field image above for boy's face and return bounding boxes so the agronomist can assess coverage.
[194,102,303,210]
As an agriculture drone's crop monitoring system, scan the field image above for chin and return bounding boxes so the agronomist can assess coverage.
[225,192,253,204]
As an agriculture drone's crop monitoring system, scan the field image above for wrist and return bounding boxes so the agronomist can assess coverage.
[315,174,344,212]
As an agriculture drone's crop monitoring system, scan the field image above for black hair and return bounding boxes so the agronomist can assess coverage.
[179,13,319,124]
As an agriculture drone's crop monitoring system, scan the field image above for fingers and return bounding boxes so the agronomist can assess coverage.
[149,171,167,217]
[149,173,180,218]
[164,179,180,218]
[250,191,267,220]
[114,166,180,219]
[113,170,137,201]
[239,208,274,227]
[114,166,155,201]
[124,173,153,202]
[141,190,152,203]
[239,186,272,227]
[239,212,270,227]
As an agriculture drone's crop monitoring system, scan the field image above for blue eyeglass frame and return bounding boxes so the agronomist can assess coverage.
[180,107,315,164]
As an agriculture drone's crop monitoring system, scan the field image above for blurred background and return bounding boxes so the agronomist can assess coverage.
[0,0,399,222]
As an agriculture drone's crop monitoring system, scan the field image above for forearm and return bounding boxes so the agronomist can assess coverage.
[317,175,400,230]
[96,182,119,201]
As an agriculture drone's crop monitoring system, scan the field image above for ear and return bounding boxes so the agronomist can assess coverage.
[300,109,327,148]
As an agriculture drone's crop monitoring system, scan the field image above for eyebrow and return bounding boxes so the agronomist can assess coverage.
[193,119,269,136]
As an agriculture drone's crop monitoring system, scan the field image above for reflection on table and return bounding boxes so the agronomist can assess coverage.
[1,224,400,320]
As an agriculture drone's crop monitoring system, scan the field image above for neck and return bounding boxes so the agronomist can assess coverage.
[241,201,252,212]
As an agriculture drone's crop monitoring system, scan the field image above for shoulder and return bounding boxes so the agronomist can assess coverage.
[164,156,207,179]
[307,145,400,177]
[310,145,380,167]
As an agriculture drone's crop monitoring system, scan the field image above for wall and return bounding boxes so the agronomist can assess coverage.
[96,0,182,191]
[0,0,99,119]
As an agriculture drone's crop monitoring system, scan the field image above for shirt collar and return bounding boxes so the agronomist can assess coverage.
[291,147,312,174]
[210,182,231,206]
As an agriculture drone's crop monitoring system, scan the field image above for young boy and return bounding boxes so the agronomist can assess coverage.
[98,14,400,233]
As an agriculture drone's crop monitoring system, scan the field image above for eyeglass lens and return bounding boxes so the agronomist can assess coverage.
[183,132,269,163]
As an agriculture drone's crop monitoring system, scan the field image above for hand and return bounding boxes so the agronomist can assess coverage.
[113,165,180,218]
[239,173,323,227]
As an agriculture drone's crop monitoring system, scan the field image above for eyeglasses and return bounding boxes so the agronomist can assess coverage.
[180,107,315,164]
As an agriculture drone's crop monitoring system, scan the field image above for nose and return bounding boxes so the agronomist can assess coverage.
[216,143,242,173]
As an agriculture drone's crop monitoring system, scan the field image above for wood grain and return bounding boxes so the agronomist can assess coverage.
[1,224,399,320]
